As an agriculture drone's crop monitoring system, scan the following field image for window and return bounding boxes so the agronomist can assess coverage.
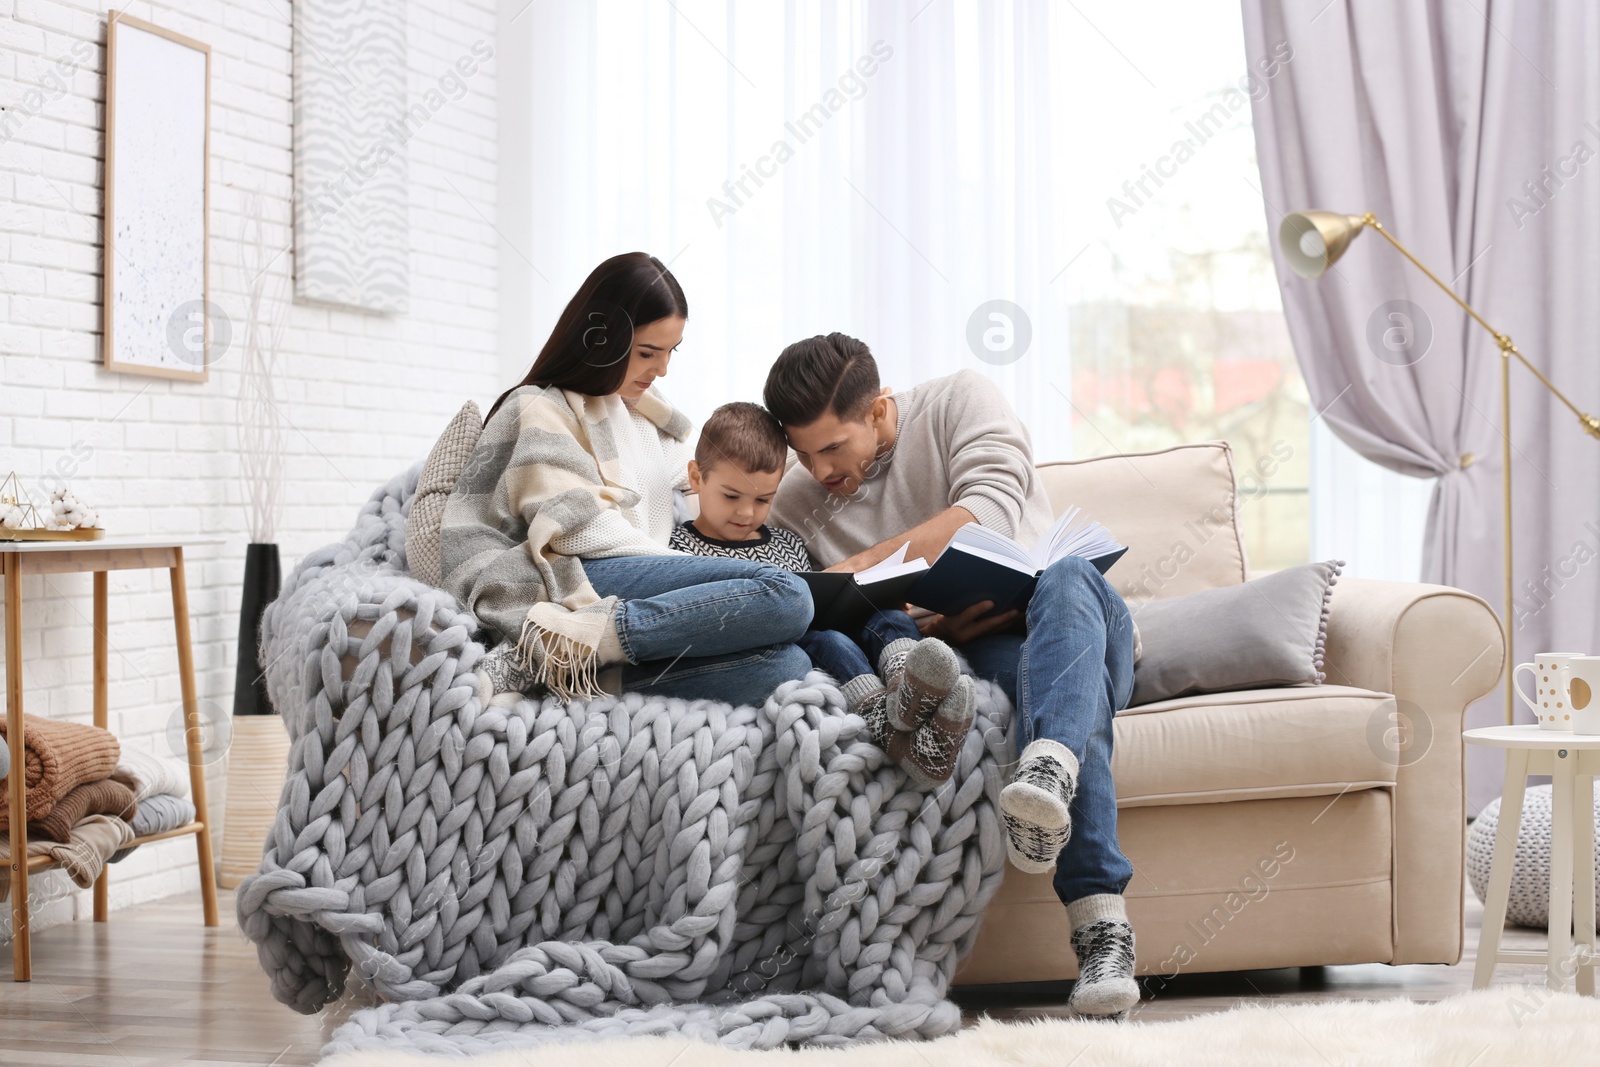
[1048,1,1309,572]
[507,1,1331,573]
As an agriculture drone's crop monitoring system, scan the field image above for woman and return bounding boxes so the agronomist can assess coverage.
[440,252,813,706]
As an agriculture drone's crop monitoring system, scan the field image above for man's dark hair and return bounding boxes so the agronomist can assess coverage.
[763,332,880,427]
[696,402,788,475]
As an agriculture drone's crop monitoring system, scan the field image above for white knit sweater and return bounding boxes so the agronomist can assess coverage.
[548,393,693,559]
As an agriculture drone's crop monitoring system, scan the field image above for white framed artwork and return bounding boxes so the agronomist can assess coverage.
[103,11,212,381]
[293,0,409,313]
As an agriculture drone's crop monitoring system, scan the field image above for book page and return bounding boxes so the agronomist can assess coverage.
[946,522,1032,567]
[1030,506,1124,570]
[857,541,930,584]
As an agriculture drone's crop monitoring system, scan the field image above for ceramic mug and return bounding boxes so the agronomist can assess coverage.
[1565,656,1600,735]
[1513,652,1587,730]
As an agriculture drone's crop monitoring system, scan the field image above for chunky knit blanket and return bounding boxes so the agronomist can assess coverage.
[237,464,1014,1058]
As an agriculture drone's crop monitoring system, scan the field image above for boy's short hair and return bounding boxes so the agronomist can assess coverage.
[763,332,880,427]
[696,402,788,475]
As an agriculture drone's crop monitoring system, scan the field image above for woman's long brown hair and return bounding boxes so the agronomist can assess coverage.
[486,252,688,423]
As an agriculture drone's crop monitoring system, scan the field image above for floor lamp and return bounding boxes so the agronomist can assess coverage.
[1278,210,1600,725]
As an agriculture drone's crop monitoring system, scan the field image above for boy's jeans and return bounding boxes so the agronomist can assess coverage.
[960,555,1136,906]
[797,609,924,683]
[581,555,813,707]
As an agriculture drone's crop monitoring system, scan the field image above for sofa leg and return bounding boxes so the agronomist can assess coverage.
[1299,966,1328,988]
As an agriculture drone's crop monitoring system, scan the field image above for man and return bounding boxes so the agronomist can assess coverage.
[765,332,1139,1019]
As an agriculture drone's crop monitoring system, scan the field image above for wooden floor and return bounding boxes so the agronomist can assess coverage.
[0,881,1566,1066]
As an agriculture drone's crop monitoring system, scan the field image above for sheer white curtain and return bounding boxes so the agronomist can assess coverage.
[1310,421,1430,583]
[498,0,1071,460]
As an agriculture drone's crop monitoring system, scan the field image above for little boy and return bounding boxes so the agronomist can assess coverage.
[671,402,974,785]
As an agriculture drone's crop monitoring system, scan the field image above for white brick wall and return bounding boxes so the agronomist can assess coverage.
[0,0,499,928]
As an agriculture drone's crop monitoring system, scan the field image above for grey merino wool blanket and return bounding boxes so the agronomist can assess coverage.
[236,464,1016,1058]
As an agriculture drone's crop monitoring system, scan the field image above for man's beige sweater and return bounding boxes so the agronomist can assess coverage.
[770,369,1055,568]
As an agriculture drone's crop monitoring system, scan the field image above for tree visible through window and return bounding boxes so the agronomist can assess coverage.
[1052,2,1309,572]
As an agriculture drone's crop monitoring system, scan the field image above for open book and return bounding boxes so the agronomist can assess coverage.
[800,543,930,633]
[906,507,1127,618]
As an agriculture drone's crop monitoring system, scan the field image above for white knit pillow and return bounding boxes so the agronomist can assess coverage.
[406,401,482,587]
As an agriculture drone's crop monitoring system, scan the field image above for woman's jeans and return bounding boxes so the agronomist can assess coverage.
[581,555,813,706]
[959,555,1136,907]
[798,610,924,683]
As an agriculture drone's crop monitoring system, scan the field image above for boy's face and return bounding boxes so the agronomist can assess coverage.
[688,460,783,541]
[781,395,892,498]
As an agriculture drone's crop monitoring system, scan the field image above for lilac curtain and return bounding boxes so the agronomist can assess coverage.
[1243,0,1600,810]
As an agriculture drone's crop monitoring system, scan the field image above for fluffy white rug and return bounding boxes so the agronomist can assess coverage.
[319,987,1600,1066]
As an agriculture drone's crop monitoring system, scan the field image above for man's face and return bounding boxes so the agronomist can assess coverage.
[783,399,890,497]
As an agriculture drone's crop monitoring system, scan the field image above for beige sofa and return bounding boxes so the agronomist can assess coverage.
[952,441,1504,986]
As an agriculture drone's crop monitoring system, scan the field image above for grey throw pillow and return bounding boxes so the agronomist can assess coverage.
[1127,560,1344,707]
[405,401,482,588]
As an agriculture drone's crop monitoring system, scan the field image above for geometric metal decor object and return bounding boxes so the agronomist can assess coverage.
[293,0,409,313]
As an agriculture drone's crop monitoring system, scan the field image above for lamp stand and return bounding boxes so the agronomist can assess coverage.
[1359,214,1600,723]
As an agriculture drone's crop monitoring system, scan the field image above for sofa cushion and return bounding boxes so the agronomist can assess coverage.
[1036,441,1247,605]
[405,401,482,587]
[1111,684,1398,808]
[1129,560,1343,706]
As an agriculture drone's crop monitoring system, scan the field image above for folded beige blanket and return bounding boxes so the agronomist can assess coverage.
[0,713,121,825]
[23,778,138,843]
[111,747,191,802]
[0,814,134,902]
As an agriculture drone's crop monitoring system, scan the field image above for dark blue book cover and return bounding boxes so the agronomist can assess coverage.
[907,546,1128,618]
[801,569,927,633]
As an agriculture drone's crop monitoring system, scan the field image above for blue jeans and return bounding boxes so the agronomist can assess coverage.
[798,609,924,683]
[581,555,813,706]
[959,555,1136,906]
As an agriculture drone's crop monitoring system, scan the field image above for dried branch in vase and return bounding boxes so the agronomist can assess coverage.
[236,188,289,544]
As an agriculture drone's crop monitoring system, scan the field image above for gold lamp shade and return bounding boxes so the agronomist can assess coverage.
[1278,211,1368,278]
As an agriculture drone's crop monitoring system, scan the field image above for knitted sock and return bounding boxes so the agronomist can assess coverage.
[881,637,961,733]
[1000,738,1078,873]
[841,674,888,715]
[598,610,628,665]
[847,679,906,757]
[901,675,975,787]
[475,641,541,707]
[1066,894,1139,1019]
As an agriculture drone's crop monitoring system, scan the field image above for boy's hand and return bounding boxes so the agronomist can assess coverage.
[917,601,1022,644]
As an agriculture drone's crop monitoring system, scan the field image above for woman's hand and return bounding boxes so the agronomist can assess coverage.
[917,601,1022,644]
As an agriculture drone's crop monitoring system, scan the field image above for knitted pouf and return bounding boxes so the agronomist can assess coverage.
[1467,784,1600,928]
[236,464,1017,1058]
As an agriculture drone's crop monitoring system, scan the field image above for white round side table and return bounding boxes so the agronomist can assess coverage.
[1465,724,1600,994]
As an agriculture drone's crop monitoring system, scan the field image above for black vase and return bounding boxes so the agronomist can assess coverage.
[233,542,282,717]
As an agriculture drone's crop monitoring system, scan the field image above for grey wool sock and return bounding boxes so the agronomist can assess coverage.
[475,641,541,707]
[1066,895,1139,1020]
[846,680,901,759]
[1000,738,1078,873]
[882,637,962,733]
[899,674,975,788]
[841,673,887,714]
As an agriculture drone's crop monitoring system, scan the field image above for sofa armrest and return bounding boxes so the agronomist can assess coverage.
[1321,577,1504,964]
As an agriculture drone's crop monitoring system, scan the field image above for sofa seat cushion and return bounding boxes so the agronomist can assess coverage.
[1111,684,1398,808]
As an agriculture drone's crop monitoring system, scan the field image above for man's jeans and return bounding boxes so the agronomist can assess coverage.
[960,555,1136,906]
[582,555,813,706]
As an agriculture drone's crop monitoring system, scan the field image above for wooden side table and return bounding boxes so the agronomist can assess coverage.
[1466,724,1600,994]
[3,537,223,981]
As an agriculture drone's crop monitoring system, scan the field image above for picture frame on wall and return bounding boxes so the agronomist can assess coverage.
[103,10,212,382]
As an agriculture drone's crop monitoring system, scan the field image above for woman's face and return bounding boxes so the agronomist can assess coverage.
[615,316,685,400]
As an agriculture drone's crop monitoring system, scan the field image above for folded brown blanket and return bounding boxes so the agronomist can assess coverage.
[26,778,138,843]
[0,713,121,826]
